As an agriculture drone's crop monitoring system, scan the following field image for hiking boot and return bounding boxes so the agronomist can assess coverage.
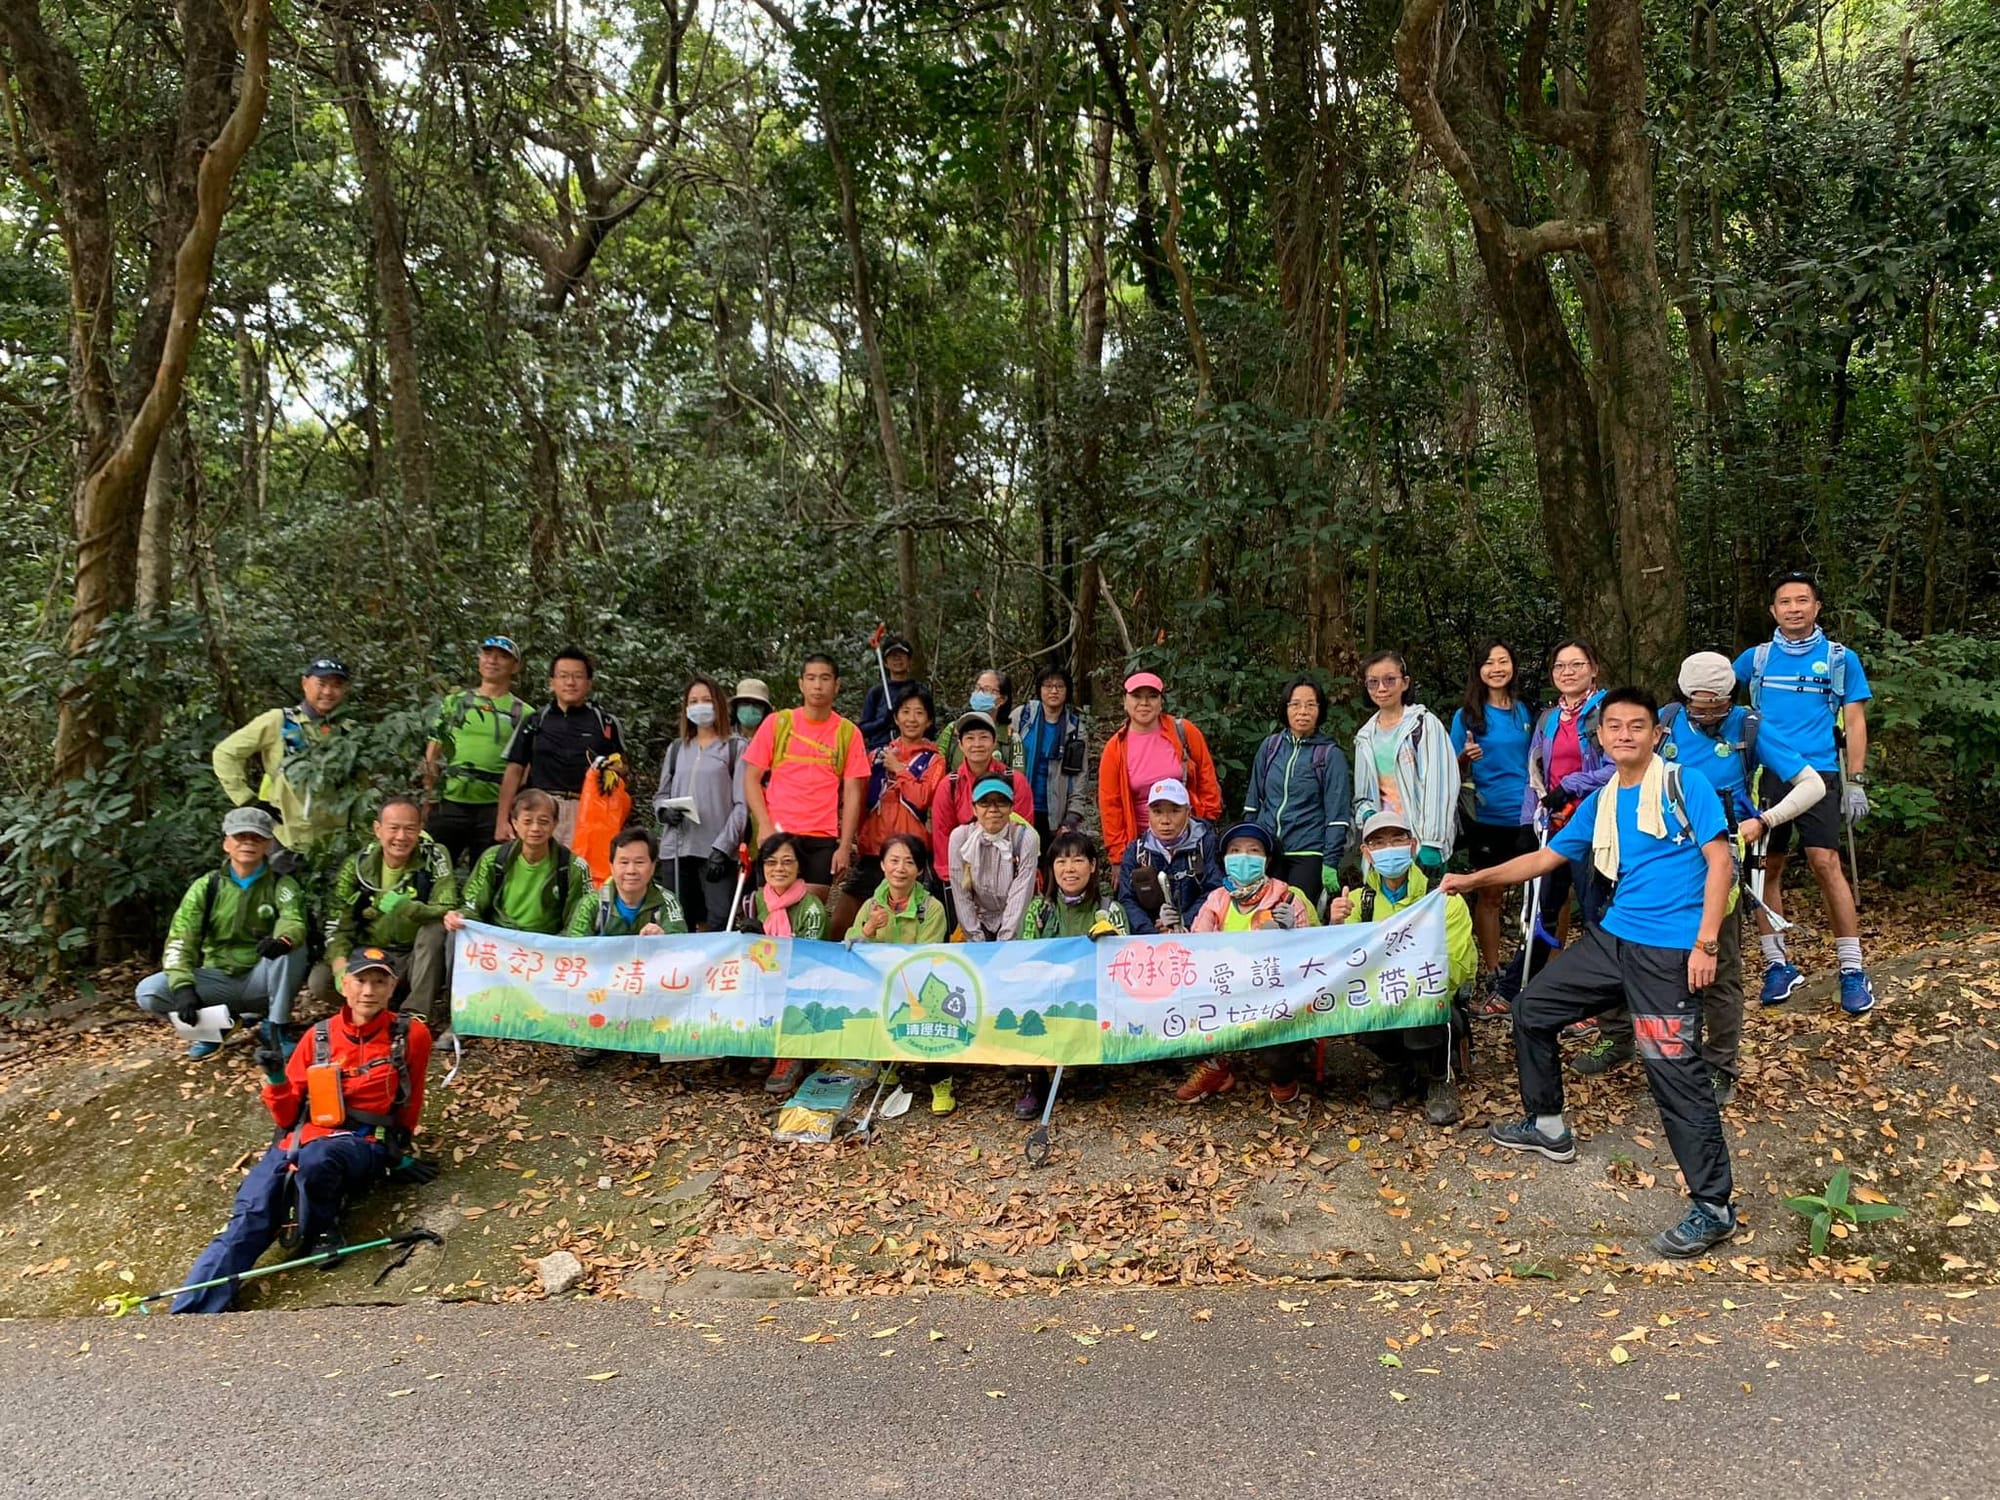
[186,1040,221,1061]
[764,1057,808,1096]
[1422,1077,1461,1126]
[1367,1068,1410,1109]
[1651,1200,1738,1259]
[931,1077,957,1115]
[1488,1116,1577,1163]
[1711,1070,1737,1110]
[1839,969,1877,1016]
[1569,1035,1634,1076]
[1175,1057,1235,1102]
[1013,1076,1044,1120]
[573,1046,609,1069]
[1268,1079,1301,1106]
[1760,961,1803,1007]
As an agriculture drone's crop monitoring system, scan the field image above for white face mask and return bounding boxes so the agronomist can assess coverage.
[687,702,716,728]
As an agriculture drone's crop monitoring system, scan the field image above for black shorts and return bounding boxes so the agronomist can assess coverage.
[790,835,840,886]
[1463,819,1537,871]
[1763,781,1841,853]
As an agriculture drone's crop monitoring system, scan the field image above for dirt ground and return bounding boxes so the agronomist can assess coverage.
[4,887,1998,1316]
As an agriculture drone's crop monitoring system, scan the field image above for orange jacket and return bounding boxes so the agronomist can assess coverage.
[264,1005,432,1149]
[858,737,947,857]
[1097,716,1223,865]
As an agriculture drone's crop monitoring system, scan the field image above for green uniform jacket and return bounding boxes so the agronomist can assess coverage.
[934,720,1022,775]
[750,889,828,940]
[162,864,308,990]
[587,882,691,936]
[1022,890,1129,940]
[327,835,459,961]
[1337,866,1478,994]
[460,841,596,936]
[852,884,949,943]
[211,705,350,850]
[429,689,526,806]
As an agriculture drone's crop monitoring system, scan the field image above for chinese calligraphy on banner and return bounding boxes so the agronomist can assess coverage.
[450,892,1451,1065]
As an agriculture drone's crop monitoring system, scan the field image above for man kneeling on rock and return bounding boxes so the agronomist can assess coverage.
[172,950,436,1313]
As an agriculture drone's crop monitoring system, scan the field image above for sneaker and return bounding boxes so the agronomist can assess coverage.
[186,1040,221,1061]
[1711,1070,1737,1110]
[1268,1079,1301,1106]
[1366,1069,1408,1109]
[1488,1116,1577,1163]
[1174,1057,1235,1102]
[1473,989,1513,1019]
[1013,1076,1044,1120]
[931,1077,957,1115]
[764,1057,808,1096]
[1561,1017,1597,1041]
[1569,1035,1634,1076]
[1651,1200,1737,1258]
[1839,969,1876,1016]
[1422,1078,1461,1126]
[1760,961,1803,1007]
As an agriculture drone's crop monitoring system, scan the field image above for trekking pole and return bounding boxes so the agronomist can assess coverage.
[869,622,894,704]
[1836,761,1863,911]
[1519,813,1548,990]
[1024,1064,1065,1167]
[107,1229,444,1316]
[722,843,749,933]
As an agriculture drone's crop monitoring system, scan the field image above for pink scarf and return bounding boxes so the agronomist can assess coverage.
[761,879,809,937]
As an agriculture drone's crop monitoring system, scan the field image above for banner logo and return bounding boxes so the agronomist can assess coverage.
[883,950,983,1057]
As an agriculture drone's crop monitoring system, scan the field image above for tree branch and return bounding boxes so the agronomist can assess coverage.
[1518,0,1600,155]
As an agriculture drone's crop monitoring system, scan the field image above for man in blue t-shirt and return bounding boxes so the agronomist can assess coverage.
[1733,572,1876,1015]
[1573,652,1830,1102]
[1443,688,1738,1260]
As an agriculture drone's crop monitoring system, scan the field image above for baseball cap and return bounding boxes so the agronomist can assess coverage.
[881,635,914,658]
[1677,651,1736,699]
[1146,778,1190,808]
[953,710,999,740]
[972,775,1016,803]
[303,656,350,680]
[221,806,276,839]
[480,635,521,659]
[346,947,396,977]
[1361,810,1413,841]
[1124,671,1164,694]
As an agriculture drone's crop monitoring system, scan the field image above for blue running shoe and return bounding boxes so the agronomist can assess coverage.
[1652,1200,1738,1258]
[1839,970,1876,1016]
[1760,961,1803,1007]
[1488,1117,1577,1163]
[186,1040,221,1060]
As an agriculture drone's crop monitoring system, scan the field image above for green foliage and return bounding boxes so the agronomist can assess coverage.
[1784,1167,1907,1258]
[1015,1009,1047,1038]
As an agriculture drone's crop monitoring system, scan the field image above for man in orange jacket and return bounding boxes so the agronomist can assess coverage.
[172,949,436,1312]
[1097,670,1224,864]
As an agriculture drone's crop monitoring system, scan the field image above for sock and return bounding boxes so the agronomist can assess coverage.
[1835,936,1863,973]
[1697,1198,1734,1222]
[1535,1113,1566,1137]
[1759,935,1787,968]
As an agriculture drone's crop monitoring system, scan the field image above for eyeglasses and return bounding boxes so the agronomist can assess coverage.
[1552,660,1591,672]
[1364,676,1404,689]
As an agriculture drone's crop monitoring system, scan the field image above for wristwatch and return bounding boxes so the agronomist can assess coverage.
[1696,939,1719,956]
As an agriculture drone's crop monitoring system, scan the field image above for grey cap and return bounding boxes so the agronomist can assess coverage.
[222,806,276,840]
[953,710,1000,740]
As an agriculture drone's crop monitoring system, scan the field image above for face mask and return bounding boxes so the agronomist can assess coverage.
[736,704,765,731]
[687,702,716,728]
[1369,847,1414,882]
[1223,853,1267,891]
[968,690,998,714]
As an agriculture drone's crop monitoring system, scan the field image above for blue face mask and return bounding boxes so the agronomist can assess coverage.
[1369,847,1414,882]
[968,690,998,714]
[687,702,716,728]
[1223,852,1267,891]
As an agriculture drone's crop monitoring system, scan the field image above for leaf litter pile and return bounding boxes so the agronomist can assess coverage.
[2,879,1999,1313]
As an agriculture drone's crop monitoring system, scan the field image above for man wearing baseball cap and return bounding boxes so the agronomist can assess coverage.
[169,948,437,1313]
[135,807,309,1060]
[1098,670,1223,865]
[212,655,357,854]
[424,635,527,867]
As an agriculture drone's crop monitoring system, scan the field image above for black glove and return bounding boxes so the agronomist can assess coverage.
[1540,787,1572,814]
[172,986,202,1027]
[704,847,734,880]
[256,935,293,960]
[248,799,284,822]
[389,1156,440,1185]
[254,1044,288,1083]
[661,807,687,830]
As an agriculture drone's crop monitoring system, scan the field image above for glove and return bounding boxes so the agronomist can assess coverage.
[661,808,687,830]
[1416,848,1446,880]
[1842,782,1870,824]
[389,1156,440,1186]
[375,887,413,917]
[1321,866,1340,897]
[705,847,734,880]
[256,935,293,960]
[1269,902,1299,931]
[172,986,202,1027]
[1088,916,1121,941]
[1540,787,1572,813]
[254,1044,288,1084]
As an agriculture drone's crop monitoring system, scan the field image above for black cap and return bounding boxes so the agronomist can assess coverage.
[882,635,914,658]
[304,657,350,680]
[347,946,396,976]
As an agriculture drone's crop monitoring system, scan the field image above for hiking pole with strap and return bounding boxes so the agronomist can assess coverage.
[1519,812,1549,990]
[107,1229,444,1316]
[1836,760,1863,911]
[722,843,749,933]
[1024,1064,1065,1167]
[1742,826,1793,934]
[869,622,894,705]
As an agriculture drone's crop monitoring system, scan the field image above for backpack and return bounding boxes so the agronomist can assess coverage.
[478,840,574,922]
[1576,764,1739,924]
[442,692,526,784]
[663,734,742,796]
[309,1014,413,1141]
[1254,734,1336,800]
[198,865,279,947]
[1748,641,1851,744]
[769,709,856,773]
[1121,717,1196,791]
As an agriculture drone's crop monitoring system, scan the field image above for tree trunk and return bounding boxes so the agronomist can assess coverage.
[136,428,174,623]
[1073,112,1114,705]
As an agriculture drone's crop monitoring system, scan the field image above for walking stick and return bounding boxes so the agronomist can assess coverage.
[109,1229,444,1316]
[1836,761,1863,911]
[1519,813,1549,990]
[869,622,894,705]
[1024,1064,1065,1167]
[722,843,750,933]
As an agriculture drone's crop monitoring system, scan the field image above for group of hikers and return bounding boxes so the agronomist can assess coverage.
[150,572,1879,1304]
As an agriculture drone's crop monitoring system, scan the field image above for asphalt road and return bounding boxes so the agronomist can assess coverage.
[2,1284,1992,1499]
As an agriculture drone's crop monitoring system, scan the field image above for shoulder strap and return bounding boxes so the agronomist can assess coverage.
[1829,642,1847,700]
[1255,734,1280,789]
[1313,742,1332,779]
[552,843,574,914]
[769,709,795,765]
[1660,702,1683,734]
[312,1018,333,1067]
[1360,884,1376,923]
[483,841,519,920]
[1168,718,1193,782]
[1741,709,1760,768]
[201,868,223,939]
[596,888,614,934]
[1662,764,1693,841]
[1750,641,1773,709]
[835,717,856,767]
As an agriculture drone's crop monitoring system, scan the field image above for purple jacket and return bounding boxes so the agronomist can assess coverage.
[1521,689,1614,823]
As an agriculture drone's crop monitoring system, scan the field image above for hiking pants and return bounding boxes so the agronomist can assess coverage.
[1270,855,1324,907]
[426,797,499,870]
[1512,925,1732,1205]
[136,947,310,1027]
[172,1132,389,1313]
[1594,905,1745,1079]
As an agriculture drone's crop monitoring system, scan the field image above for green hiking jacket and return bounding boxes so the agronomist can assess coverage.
[1022,891,1129,940]
[852,883,949,943]
[211,704,352,851]
[460,841,597,936]
[750,889,828,940]
[162,864,308,989]
[327,835,459,961]
[587,882,691,936]
[429,689,526,805]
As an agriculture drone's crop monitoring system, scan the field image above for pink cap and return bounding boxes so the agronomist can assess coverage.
[1124,671,1165,694]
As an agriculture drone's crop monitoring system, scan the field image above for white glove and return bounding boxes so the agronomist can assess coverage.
[1269,902,1299,930]
[1841,782,1870,824]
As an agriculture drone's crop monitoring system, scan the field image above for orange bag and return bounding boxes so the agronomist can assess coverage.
[306,1062,346,1129]
[574,755,632,883]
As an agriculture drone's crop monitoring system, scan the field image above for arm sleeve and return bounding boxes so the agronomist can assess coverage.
[1189,890,1224,932]
[1186,724,1223,822]
[946,826,975,925]
[1097,737,1129,864]
[1013,769,1036,822]
[1323,747,1353,867]
[561,859,597,934]
[797,897,829,940]
[459,847,498,917]
[1350,727,1379,828]
[1444,895,1478,992]
[1420,712,1463,854]
[659,890,690,934]
[997,828,1040,939]
[841,726,872,780]
[274,876,307,949]
[742,716,776,771]
[1449,711,1467,755]
[422,842,460,918]
[1843,654,1873,706]
[1731,648,1755,686]
[918,898,951,943]
[503,711,537,768]
[1759,768,1827,829]
[652,744,678,816]
[859,686,890,744]
[931,781,961,879]
[427,695,454,756]
[211,711,275,805]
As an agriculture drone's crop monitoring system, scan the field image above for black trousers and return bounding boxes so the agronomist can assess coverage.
[1512,925,1733,1205]
[427,798,498,870]
[1270,853,1324,907]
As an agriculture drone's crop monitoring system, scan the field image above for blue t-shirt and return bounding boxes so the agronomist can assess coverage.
[1022,712,1063,811]
[1551,769,1728,950]
[1450,703,1532,827]
[1660,705,1809,817]
[1732,640,1870,774]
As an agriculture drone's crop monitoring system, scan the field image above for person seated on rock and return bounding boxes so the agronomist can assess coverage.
[1328,810,1477,1126]
[1184,822,1321,1106]
[1015,829,1127,1119]
[743,833,830,1101]
[171,950,435,1313]
[445,788,595,940]
[322,796,456,1033]
[136,806,308,1061]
